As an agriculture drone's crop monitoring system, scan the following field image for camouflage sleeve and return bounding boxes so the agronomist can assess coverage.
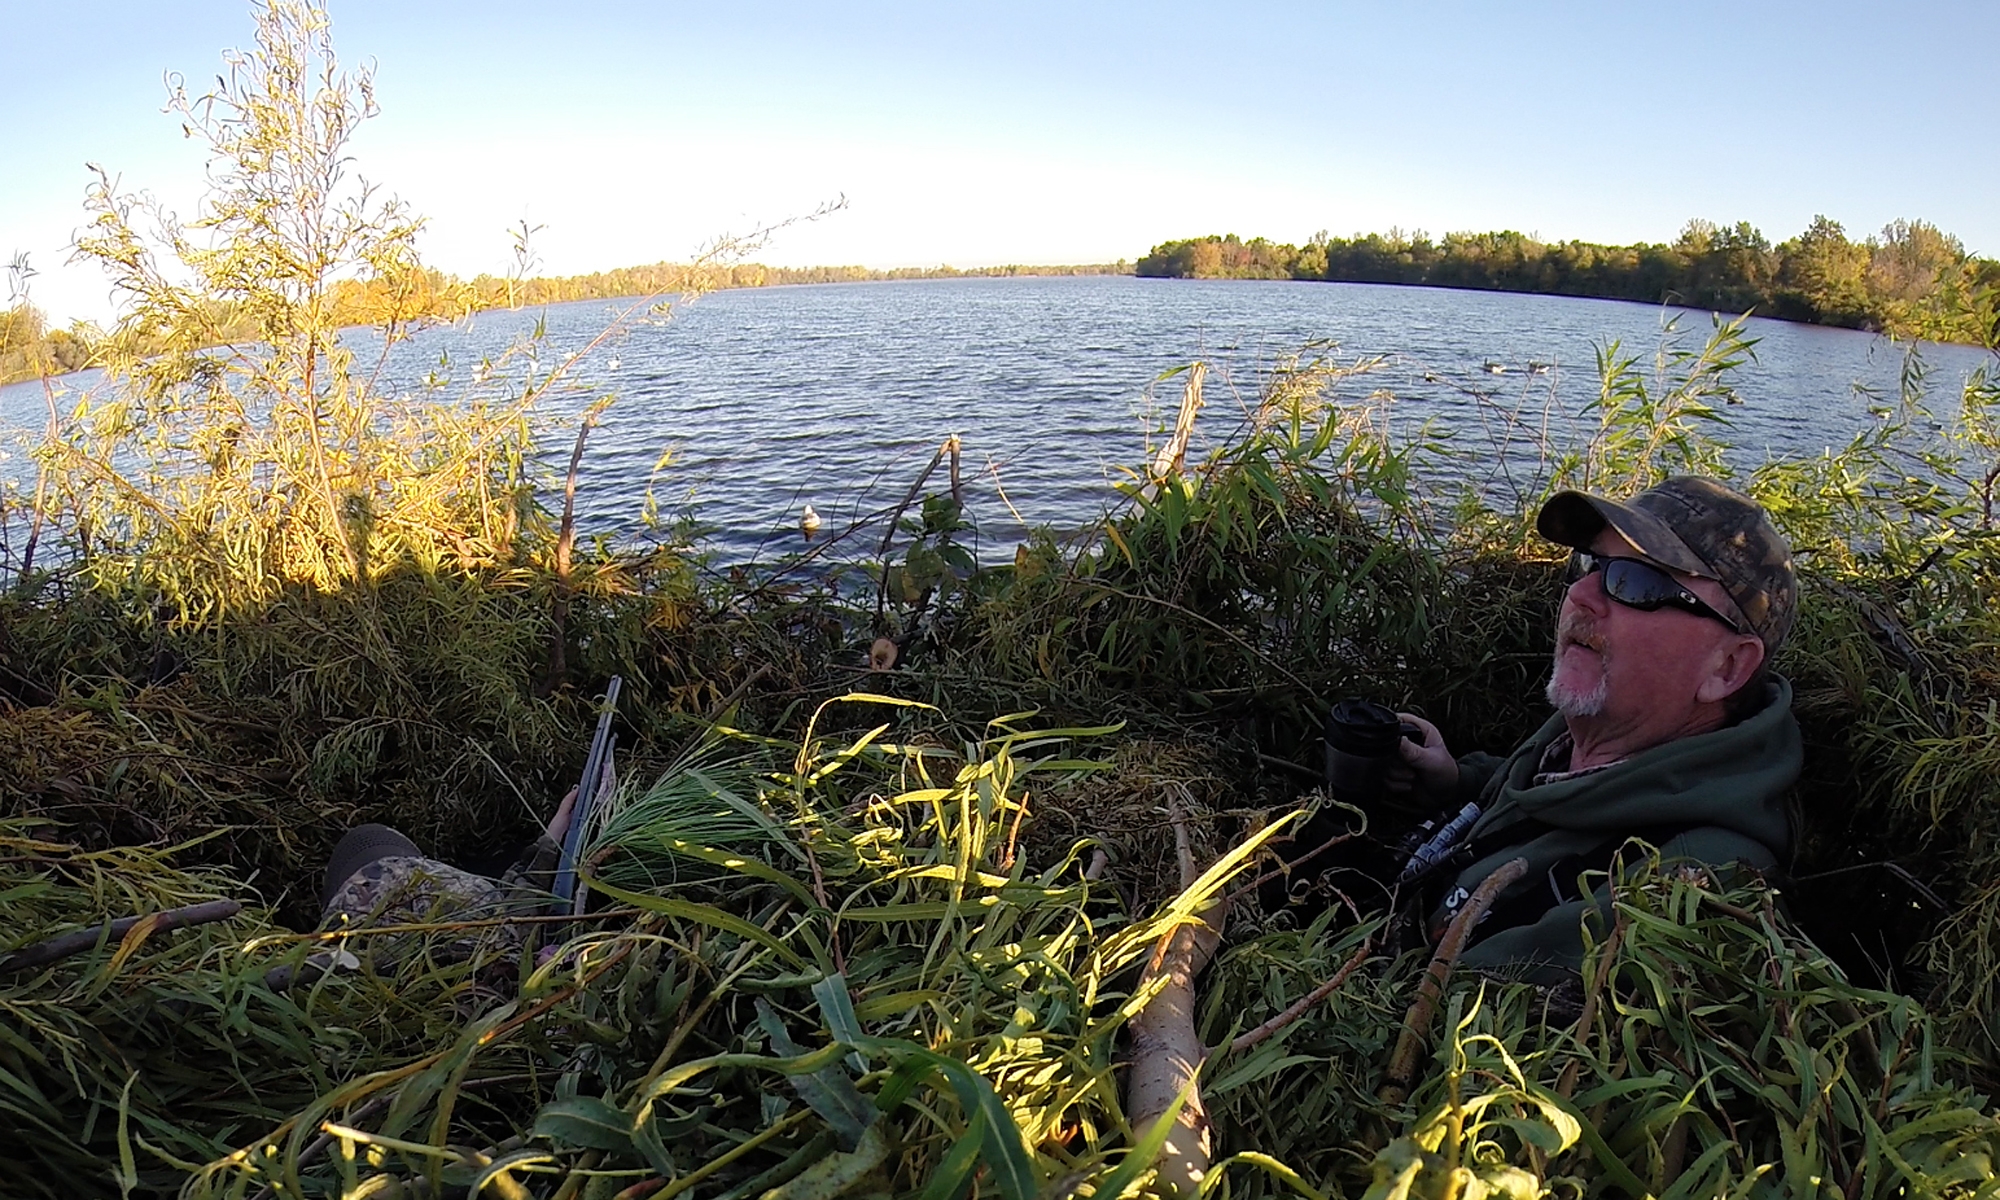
[497,835,564,909]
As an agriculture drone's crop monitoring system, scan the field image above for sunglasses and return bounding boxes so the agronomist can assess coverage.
[1566,552,1745,634]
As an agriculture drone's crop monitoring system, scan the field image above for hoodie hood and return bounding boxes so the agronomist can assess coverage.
[1470,675,1801,859]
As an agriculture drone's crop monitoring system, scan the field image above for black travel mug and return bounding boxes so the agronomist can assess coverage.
[1322,698,1425,804]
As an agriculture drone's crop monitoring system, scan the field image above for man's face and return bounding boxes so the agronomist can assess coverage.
[1546,529,1751,725]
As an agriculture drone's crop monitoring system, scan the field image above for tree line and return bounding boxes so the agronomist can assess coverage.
[322,258,1131,324]
[0,304,95,386]
[0,259,1133,386]
[1136,219,2000,348]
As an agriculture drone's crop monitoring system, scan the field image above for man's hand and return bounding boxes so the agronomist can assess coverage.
[544,787,580,844]
[1384,714,1457,804]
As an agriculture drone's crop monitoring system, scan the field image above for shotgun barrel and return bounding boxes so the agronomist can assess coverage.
[554,675,622,907]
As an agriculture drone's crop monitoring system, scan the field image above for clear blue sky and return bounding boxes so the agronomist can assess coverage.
[5,0,1996,324]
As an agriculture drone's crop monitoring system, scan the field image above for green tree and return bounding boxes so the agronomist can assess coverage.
[1867,218,1975,340]
[1870,218,1966,306]
[1776,215,1872,325]
[58,0,535,608]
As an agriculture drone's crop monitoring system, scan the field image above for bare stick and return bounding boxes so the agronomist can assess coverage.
[1,899,242,974]
[871,435,961,629]
[1226,933,1376,1055]
[1127,803,1225,1200]
[1224,826,1360,907]
[1556,905,1628,1101]
[1253,750,1320,781]
[1378,856,1529,1107]
[1148,363,1206,487]
[543,407,600,691]
[248,1095,393,1200]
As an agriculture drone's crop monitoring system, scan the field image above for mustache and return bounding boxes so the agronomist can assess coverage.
[1556,610,1605,652]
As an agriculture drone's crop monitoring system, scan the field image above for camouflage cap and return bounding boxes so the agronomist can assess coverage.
[1536,476,1797,652]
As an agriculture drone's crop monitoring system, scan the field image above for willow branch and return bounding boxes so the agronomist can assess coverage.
[1379,856,1529,1106]
[1226,932,1376,1055]
[0,899,243,974]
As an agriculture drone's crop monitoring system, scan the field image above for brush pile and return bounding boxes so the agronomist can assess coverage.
[5,3,2000,1194]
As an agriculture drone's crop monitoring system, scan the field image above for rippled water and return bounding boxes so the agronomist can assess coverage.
[5,277,1992,561]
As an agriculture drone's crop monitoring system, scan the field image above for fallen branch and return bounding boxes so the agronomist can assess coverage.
[1127,806,1226,1200]
[1226,932,1377,1055]
[1378,856,1529,1108]
[0,899,242,975]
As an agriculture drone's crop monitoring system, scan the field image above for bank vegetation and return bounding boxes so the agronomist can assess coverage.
[4,4,2000,1198]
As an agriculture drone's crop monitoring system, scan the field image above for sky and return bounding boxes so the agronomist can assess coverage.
[4,0,1997,325]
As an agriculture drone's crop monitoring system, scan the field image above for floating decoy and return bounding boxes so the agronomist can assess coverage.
[869,636,899,671]
[1527,361,1551,375]
[800,503,822,540]
[1482,361,1508,375]
[607,356,621,370]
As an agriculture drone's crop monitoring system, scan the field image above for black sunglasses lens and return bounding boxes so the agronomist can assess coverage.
[1601,558,1679,608]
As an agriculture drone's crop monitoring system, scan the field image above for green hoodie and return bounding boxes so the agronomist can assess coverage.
[1436,676,1801,984]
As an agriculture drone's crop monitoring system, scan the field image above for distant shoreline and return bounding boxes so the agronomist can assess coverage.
[1137,224,1999,351]
[0,261,1137,387]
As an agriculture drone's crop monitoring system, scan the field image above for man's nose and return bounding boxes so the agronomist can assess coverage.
[1566,566,1611,613]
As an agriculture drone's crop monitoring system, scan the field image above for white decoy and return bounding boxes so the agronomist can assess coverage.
[800,503,822,540]
[607,356,621,370]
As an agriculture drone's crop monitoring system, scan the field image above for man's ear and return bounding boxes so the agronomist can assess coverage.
[1696,634,1766,704]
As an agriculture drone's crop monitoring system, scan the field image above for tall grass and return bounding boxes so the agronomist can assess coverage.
[4,2,2000,1195]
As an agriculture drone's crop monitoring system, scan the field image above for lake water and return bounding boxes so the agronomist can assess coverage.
[4,277,1993,562]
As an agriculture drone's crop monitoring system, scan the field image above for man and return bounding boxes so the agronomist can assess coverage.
[1389,475,1801,984]
[315,787,578,969]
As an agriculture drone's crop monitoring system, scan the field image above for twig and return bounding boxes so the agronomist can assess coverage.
[1378,857,1529,1108]
[249,1094,392,1200]
[871,436,961,630]
[1254,750,1321,781]
[541,406,601,693]
[1000,791,1030,871]
[1226,933,1376,1055]
[0,899,242,974]
[1791,860,1948,911]
[1556,906,1628,1101]
[1225,825,1360,907]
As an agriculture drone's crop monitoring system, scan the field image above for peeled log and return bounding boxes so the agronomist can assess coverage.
[1126,815,1225,1200]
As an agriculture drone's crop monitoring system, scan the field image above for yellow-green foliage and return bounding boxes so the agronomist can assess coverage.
[9,721,2000,1199]
[56,0,526,603]
[0,302,96,385]
[4,3,2000,1197]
